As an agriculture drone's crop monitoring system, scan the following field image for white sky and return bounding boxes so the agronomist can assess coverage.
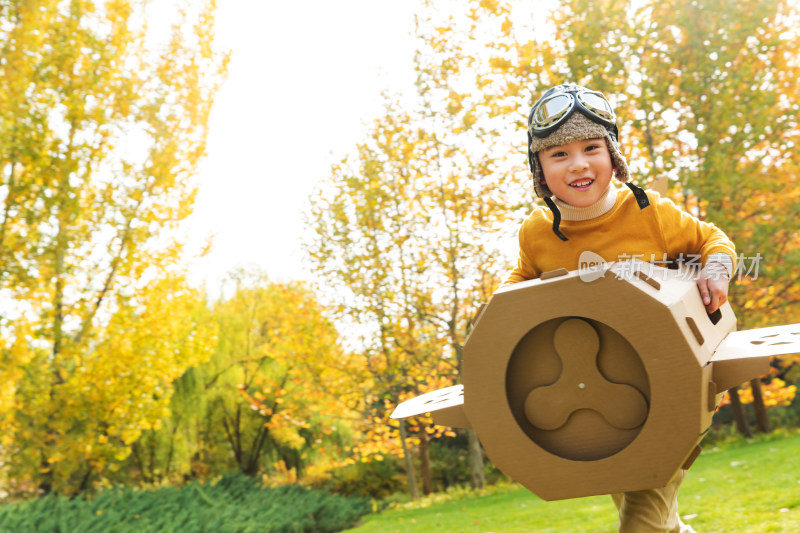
[184,0,420,292]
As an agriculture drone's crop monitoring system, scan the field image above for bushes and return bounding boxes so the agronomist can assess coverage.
[0,474,371,533]
[706,390,800,444]
[322,457,406,500]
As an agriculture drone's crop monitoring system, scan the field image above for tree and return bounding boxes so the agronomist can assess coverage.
[307,103,446,497]
[127,300,220,486]
[0,0,227,495]
[195,272,354,481]
[628,0,800,326]
[409,1,534,490]
[306,1,535,495]
[624,0,800,428]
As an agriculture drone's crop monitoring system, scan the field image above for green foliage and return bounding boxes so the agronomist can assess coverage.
[0,474,371,533]
[427,433,505,492]
[320,436,506,501]
[202,273,353,477]
[322,457,407,500]
[427,436,472,490]
[706,393,800,446]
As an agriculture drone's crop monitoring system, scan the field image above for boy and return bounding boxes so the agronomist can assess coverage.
[505,84,736,533]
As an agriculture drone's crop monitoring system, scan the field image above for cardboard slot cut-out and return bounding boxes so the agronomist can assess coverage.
[390,260,800,501]
[686,317,704,345]
[541,267,569,280]
[634,270,661,290]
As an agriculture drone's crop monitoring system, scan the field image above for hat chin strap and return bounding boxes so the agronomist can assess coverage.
[624,182,651,209]
[543,197,569,241]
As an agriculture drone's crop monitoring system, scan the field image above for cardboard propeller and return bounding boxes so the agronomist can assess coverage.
[390,260,800,501]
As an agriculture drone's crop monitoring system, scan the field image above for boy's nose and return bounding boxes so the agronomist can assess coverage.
[568,155,589,172]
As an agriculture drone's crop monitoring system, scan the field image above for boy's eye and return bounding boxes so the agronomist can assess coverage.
[585,144,602,152]
[551,151,567,157]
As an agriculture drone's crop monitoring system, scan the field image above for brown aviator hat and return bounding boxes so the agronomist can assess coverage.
[529,113,631,198]
[526,84,649,240]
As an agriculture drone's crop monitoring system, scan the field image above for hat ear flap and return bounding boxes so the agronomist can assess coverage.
[605,137,630,184]
[532,152,553,198]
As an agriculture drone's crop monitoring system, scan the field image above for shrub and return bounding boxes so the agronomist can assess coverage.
[0,473,371,533]
[322,457,406,500]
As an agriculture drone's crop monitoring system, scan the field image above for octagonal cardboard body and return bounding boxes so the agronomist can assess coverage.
[391,260,800,501]
[462,261,734,500]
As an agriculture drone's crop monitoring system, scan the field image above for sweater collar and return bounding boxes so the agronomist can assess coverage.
[552,185,618,221]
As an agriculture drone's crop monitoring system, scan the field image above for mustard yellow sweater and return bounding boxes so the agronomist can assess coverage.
[505,188,736,285]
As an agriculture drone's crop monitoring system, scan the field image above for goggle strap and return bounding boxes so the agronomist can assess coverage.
[625,183,651,209]
[527,132,535,176]
[544,197,569,242]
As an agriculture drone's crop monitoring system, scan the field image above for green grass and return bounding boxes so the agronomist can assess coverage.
[347,432,800,533]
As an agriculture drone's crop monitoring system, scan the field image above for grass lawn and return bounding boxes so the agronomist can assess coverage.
[347,432,800,532]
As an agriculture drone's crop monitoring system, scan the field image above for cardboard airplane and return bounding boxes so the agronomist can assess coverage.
[391,260,800,501]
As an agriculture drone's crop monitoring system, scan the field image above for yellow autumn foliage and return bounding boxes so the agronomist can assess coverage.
[0,0,227,496]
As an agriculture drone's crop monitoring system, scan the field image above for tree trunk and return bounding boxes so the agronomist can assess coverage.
[398,420,420,500]
[38,455,53,496]
[243,423,270,476]
[131,441,152,483]
[419,430,432,495]
[749,378,770,433]
[77,467,93,494]
[466,428,485,490]
[728,386,752,438]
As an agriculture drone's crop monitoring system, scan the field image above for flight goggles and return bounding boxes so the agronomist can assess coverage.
[528,86,618,139]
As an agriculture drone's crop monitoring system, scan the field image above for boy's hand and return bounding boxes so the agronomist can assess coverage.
[696,262,730,314]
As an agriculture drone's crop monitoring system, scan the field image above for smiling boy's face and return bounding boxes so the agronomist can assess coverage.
[539,138,614,208]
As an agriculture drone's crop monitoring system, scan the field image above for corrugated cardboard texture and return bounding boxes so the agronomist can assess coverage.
[713,324,800,358]
[710,324,800,391]
[464,264,710,500]
[390,260,792,501]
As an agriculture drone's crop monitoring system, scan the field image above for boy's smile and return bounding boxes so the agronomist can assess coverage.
[540,138,614,208]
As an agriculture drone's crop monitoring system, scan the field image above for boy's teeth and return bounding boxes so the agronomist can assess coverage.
[571,179,592,187]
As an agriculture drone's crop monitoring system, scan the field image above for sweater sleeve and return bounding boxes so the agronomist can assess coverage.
[503,218,541,286]
[653,194,737,271]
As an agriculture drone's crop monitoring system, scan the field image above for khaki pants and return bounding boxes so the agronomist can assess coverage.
[611,470,695,533]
